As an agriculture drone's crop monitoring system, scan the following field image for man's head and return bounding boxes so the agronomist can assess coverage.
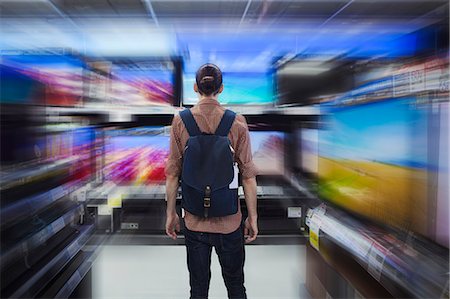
[194,63,223,97]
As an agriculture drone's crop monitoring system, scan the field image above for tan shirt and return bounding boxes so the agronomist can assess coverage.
[165,98,257,234]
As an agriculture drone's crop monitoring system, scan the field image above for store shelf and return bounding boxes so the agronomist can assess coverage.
[0,179,85,227]
[38,233,108,299]
[46,105,179,117]
[4,224,95,299]
[1,202,84,270]
[264,105,321,116]
[87,183,304,203]
[45,103,321,119]
[0,157,76,191]
[87,184,167,201]
[305,204,449,298]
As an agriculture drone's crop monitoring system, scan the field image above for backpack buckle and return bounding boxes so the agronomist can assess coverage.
[204,186,211,208]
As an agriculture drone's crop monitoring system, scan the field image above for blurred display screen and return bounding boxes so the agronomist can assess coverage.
[299,128,319,175]
[0,65,42,104]
[276,59,355,106]
[250,131,284,176]
[110,61,174,106]
[318,97,430,234]
[183,72,274,105]
[1,55,84,106]
[45,127,94,181]
[104,127,170,185]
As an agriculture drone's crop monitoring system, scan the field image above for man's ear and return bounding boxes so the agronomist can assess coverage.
[218,84,224,94]
[194,83,199,93]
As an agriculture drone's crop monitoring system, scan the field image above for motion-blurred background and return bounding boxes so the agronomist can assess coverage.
[0,0,449,298]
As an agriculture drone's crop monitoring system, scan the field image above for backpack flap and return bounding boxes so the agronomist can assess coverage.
[181,134,234,192]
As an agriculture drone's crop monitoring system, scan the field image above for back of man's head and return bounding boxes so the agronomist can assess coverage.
[196,63,223,96]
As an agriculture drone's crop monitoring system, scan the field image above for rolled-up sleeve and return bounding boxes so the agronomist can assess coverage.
[165,115,183,178]
[234,115,258,179]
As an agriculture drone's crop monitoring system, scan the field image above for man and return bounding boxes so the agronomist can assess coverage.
[165,63,258,299]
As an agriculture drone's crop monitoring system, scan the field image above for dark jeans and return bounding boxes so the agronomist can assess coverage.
[184,224,247,299]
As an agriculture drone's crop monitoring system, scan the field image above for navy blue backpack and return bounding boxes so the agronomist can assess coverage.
[179,109,238,218]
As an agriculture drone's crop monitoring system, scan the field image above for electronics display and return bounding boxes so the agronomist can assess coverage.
[183,72,274,105]
[0,65,43,104]
[110,61,175,106]
[1,55,85,106]
[103,127,170,185]
[71,127,95,181]
[44,127,95,182]
[318,97,430,235]
[249,131,284,176]
[276,59,355,106]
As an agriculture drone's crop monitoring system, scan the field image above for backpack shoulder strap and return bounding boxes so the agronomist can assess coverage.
[179,109,202,136]
[215,109,236,136]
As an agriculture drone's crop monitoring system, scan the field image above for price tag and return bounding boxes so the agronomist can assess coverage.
[287,207,302,218]
[410,68,425,92]
[98,205,112,215]
[74,187,87,202]
[107,192,122,208]
[393,72,410,96]
[316,204,326,216]
[309,214,321,251]
[305,209,313,227]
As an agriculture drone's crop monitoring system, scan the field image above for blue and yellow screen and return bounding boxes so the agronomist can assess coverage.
[183,72,274,105]
[318,97,429,233]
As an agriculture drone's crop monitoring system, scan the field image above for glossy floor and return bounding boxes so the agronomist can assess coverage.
[92,244,311,299]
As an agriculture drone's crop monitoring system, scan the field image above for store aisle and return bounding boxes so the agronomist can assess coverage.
[92,244,311,299]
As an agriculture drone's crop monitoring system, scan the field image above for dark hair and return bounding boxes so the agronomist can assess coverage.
[195,63,222,96]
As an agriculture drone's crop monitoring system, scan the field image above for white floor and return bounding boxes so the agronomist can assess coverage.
[92,244,311,299]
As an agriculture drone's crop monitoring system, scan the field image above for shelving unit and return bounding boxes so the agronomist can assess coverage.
[305,204,449,298]
[0,146,104,299]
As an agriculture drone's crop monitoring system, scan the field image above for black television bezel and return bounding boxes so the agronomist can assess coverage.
[294,120,321,180]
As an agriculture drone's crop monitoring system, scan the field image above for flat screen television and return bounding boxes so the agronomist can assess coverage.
[183,72,274,106]
[103,127,170,185]
[1,55,85,106]
[318,97,431,236]
[276,59,355,106]
[249,131,284,176]
[110,60,176,106]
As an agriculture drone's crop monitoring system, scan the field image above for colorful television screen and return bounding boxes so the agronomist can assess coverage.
[183,72,274,105]
[1,55,85,106]
[0,65,43,104]
[110,61,174,106]
[104,127,170,185]
[40,126,94,181]
[318,97,430,235]
[249,131,284,176]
